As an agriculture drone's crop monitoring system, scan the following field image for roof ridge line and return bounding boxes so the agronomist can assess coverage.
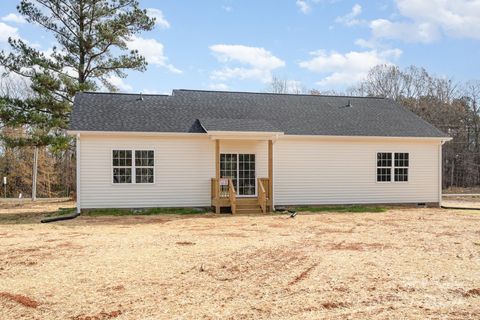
[174,89,386,99]
[77,89,386,100]
[79,91,170,97]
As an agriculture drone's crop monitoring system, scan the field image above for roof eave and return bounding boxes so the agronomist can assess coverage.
[66,130,208,137]
[206,130,285,140]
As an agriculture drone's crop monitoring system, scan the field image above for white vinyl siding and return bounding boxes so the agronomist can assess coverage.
[79,135,214,208]
[78,133,441,209]
[274,137,440,205]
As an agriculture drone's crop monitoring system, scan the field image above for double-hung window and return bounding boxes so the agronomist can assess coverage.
[135,150,154,183]
[394,153,409,182]
[376,152,392,182]
[112,150,154,184]
[376,152,409,182]
[112,150,132,183]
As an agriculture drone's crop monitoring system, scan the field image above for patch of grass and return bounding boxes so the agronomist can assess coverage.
[82,207,208,217]
[44,207,76,217]
[294,205,386,213]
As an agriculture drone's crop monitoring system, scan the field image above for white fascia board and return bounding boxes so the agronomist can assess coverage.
[66,130,207,137]
[278,134,452,143]
[206,131,284,140]
[67,130,450,143]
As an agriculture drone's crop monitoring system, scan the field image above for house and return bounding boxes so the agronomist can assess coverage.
[68,89,451,214]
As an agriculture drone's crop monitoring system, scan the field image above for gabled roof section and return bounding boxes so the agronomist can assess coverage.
[198,118,282,133]
[69,89,449,138]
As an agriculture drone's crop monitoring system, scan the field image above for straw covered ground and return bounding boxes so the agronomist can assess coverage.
[0,206,479,319]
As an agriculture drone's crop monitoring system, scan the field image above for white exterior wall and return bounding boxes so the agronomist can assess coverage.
[79,134,215,208]
[77,133,442,209]
[273,136,442,205]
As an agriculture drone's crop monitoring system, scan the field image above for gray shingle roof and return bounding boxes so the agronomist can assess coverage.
[69,89,448,138]
[199,118,281,133]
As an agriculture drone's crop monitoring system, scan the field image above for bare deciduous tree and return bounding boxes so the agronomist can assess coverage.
[267,77,306,94]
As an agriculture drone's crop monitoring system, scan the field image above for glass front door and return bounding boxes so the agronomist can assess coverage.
[220,153,256,196]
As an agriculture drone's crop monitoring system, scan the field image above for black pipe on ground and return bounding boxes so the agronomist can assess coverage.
[41,212,80,223]
[441,206,480,211]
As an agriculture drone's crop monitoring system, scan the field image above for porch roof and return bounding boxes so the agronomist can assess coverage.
[198,118,283,134]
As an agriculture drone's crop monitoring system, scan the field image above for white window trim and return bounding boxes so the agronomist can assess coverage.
[111,149,155,185]
[376,151,410,184]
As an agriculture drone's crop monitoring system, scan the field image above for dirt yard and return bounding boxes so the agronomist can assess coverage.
[0,204,479,319]
[0,198,75,224]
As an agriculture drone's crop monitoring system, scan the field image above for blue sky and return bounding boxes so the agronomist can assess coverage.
[0,0,479,94]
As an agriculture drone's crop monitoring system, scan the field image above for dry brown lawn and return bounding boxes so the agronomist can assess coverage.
[0,204,479,319]
[0,198,75,224]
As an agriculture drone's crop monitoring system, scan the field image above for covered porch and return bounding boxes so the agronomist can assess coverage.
[201,118,283,214]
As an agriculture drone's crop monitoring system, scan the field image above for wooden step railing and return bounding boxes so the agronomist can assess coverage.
[258,178,267,213]
[228,179,237,214]
[259,178,270,212]
[212,177,269,214]
[258,178,270,201]
[211,177,237,214]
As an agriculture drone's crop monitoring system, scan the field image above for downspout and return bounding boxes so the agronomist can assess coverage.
[76,133,81,214]
[272,134,280,211]
[439,140,443,207]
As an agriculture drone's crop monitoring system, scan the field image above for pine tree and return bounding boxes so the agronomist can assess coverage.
[0,0,156,149]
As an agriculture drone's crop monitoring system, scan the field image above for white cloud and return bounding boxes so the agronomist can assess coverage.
[222,5,233,12]
[127,36,181,74]
[370,19,440,43]
[210,45,285,70]
[0,22,19,43]
[209,44,285,83]
[370,0,480,42]
[354,38,378,49]
[209,83,229,90]
[299,49,402,86]
[1,13,26,24]
[142,89,170,95]
[146,8,170,29]
[296,0,311,14]
[335,4,362,26]
[107,75,132,92]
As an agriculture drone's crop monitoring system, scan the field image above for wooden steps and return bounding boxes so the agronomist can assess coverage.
[235,197,263,214]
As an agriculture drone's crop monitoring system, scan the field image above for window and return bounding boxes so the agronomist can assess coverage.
[376,152,392,182]
[394,153,409,182]
[112,150,154,184]
[376,152,409,182]
[113,150,132,183]
[135,150,154,183]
